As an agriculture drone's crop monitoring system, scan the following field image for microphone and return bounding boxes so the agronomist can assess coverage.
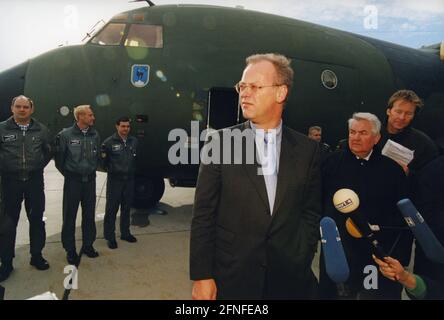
[320,217,351,298]
[333,189,388,259]
[397,199,444,264]
[345,217,363,238]
[333,189,373,237]
[320,217,350,283]
[345,217,388,260]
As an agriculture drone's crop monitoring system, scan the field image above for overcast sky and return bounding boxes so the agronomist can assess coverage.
[0,0,443,71]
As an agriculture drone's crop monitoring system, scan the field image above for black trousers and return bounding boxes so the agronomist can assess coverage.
[1,172,46,261]
[104,176,134,240]
[61,177,96,251]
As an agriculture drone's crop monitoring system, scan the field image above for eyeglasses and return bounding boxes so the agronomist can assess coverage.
[234,82,283,93]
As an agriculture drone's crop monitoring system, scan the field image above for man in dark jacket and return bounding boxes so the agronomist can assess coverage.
[405,154,444,299]
[0,95,52,282]
[374,155,444,299]
[320,112,412,299]
[55,105,100,265]
[377,89,438,176]
[101,117,138,249]
[190,54,321,300]
[308,125,331,162]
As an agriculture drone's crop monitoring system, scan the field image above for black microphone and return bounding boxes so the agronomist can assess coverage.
[333,189,388,260]
[397,199,444,264]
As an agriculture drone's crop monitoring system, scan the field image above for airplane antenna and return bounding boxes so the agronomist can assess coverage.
[130,0,155,6]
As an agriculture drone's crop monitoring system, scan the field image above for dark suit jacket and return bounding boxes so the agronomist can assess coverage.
[410,155,444,299]
[190,121,322,299]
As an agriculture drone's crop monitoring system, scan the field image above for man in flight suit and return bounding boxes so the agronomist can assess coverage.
[101,117,138,249]
[0,95,52,282]
[55,105,100,265]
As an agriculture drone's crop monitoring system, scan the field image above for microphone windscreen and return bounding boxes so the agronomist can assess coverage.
[397,199,444,264]
[345,218,363,238]
[333,189,360,213]
[320,217,350,283]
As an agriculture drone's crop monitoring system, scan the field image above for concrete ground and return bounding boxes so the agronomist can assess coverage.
[2,161,411,300]
[2,161,195,300]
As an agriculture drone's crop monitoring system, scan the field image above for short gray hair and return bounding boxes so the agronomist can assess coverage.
[308,126,322,134]
[348,112,381,135]
[246,53,294,90]
[73,105,91,121]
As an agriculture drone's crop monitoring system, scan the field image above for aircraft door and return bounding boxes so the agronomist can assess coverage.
[207,87,243,130]
[285,59,362,146]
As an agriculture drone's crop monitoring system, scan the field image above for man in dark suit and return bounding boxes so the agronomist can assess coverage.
[190,53,322,300]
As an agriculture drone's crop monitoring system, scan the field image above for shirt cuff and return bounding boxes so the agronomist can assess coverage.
[406,275,427,299]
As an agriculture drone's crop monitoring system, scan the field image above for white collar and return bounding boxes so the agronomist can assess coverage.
[355,149,373,161]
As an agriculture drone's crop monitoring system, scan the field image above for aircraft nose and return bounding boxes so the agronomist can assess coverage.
[0,60,28,121]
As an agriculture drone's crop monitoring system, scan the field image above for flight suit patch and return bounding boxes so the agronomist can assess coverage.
[112,144,122,152]
[3,134,17,142]
[70,139,81,145]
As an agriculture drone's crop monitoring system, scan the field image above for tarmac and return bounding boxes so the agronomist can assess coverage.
[2,161,413,300]
[2,161,196,300]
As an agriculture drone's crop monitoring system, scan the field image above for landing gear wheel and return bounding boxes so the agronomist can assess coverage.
[133,177,165,209]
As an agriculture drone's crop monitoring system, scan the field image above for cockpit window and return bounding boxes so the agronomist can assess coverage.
[90,23,126,46]
[124,25,163,48]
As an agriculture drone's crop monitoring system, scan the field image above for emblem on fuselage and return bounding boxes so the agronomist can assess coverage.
[131,64,150,88]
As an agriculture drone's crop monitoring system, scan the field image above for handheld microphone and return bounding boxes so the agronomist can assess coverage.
[345,217,362,238]
[345,217,388,259]
[320,217,351,298]
[397,199,444,264]
[333,189,388,259]
[333,189,373,237]
[320,217,350,283]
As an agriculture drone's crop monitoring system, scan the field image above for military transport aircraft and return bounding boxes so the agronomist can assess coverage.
[0,3,443,207]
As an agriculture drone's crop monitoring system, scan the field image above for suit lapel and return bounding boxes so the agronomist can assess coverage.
[271,127,298,217]
[240,121,271,214]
